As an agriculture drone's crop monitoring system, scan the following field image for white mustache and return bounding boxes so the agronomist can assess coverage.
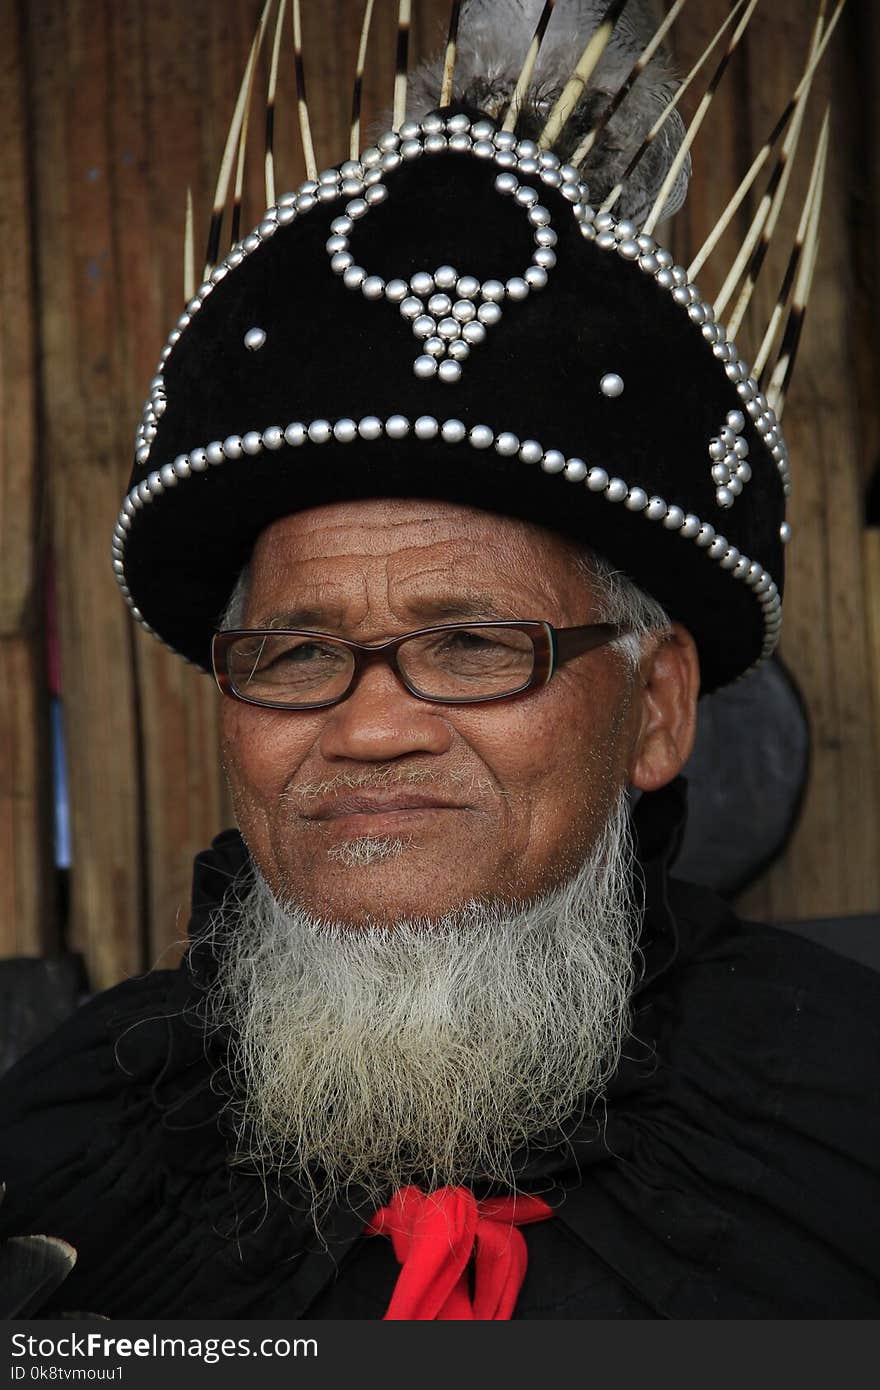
[290,765,496,802]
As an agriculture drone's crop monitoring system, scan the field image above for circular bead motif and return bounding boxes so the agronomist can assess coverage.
[323,139,562,385]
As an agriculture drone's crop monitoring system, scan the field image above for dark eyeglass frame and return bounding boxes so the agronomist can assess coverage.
[212,620,629,711]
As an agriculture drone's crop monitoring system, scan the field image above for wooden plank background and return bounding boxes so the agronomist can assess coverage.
[2,0,877,989]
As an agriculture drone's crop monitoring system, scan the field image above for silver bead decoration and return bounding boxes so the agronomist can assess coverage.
[435,265,458,290]
[495,432,520,456]
[333,419,358,443]
[284,423,306,447]
[241,431,262,455]
[244,327,266,352]
[414,355,438,378]
[520,440,544,465]
[262,426,284,450]
[308,420,332,444]
[606,478,628,503]
[587,468,609,492]
[462,321,486,345]
[438,360,462,383]
[358,416,383,441]
[448,340,470,361]
[541,450,566,474]
[564,458,588,483]
[385,415,410,439]
[222,436,243,459]
[441,418,467,443]
[780,521,792,544]
[600,373,624,398]
[415,416,439,439]
[625,488,648,511]
[469,425,494,450]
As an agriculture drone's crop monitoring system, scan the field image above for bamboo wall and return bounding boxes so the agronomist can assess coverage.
[1,0,878,990]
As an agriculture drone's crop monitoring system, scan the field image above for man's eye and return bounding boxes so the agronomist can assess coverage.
[262,640,344,668]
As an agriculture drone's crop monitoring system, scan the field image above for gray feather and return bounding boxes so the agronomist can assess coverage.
[408,0,691,225]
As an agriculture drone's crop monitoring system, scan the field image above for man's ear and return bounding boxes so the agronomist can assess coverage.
[628,623,700,793]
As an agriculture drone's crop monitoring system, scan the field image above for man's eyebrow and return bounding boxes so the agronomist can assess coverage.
[248,594,514,630]
[255,606,342,629]
[405,594,514,621]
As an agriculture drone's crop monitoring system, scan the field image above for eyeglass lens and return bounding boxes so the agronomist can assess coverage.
[224,626,538,706]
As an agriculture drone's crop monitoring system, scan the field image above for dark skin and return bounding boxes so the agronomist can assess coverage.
[219,497,700,925]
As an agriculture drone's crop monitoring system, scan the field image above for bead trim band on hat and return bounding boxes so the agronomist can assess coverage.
[113,413,782,671]
[130,112,792,534]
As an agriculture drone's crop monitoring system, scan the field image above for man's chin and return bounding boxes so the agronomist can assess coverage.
[265,834,498,925]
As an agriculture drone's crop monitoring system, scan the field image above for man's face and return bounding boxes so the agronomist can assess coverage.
[219,497,646,924]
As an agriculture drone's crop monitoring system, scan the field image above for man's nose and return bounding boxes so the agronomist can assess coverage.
[317,661,454,762]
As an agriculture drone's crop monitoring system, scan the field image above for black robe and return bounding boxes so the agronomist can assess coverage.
[1,781,878,1319]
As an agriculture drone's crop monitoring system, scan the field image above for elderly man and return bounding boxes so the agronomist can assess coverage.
[1,0,878,1320]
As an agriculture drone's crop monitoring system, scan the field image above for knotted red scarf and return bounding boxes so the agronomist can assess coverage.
[364,1185,554,1320]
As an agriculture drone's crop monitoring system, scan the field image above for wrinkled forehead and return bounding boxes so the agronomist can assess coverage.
[248,497,594,603]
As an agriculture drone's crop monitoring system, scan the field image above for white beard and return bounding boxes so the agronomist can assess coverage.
[201,789,641,1217]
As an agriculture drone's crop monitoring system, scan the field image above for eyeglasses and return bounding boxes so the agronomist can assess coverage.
[212,620,629,711]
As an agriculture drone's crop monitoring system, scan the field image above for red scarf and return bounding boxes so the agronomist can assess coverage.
[364,1185,554,1320]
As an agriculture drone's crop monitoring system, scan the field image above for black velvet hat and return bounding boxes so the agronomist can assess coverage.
[113,0,834,692]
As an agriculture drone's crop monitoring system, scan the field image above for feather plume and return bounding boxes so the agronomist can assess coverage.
[407,0,691,225]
